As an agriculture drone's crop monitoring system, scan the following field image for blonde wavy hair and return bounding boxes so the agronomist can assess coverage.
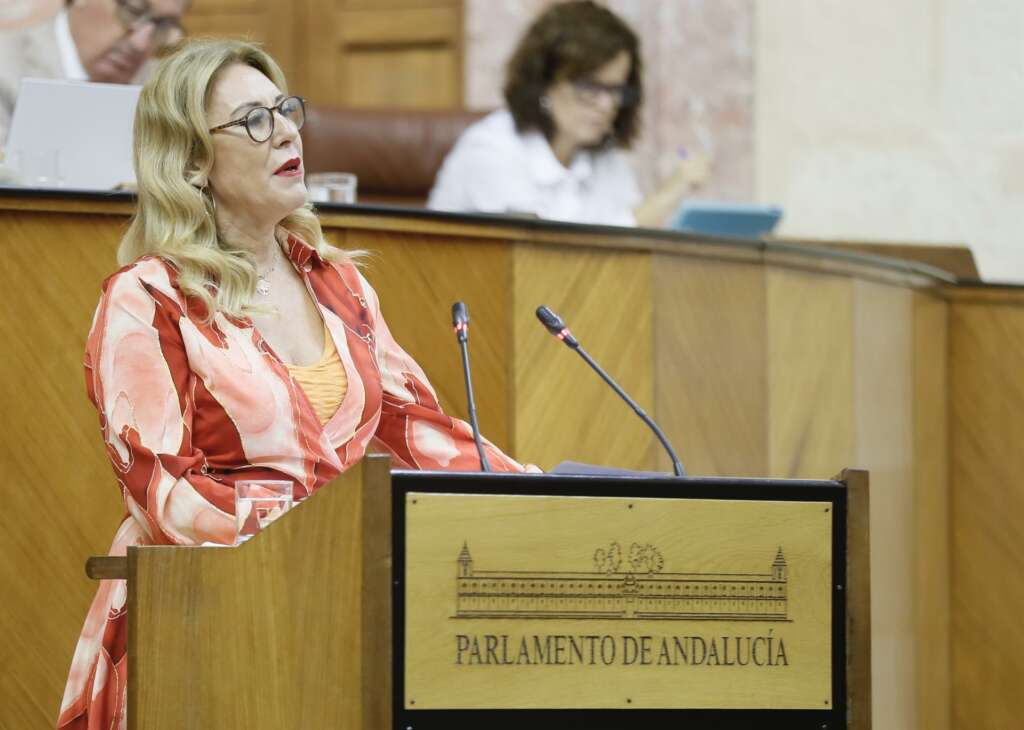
[119,38,346,320]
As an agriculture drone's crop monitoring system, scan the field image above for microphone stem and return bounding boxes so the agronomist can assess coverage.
[458,338,491,472]
[575,345,686,477]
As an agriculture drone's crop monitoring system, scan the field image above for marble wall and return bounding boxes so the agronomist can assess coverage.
[756,0,1024,282]
[467,1,1023,283]
[464,0,755,201]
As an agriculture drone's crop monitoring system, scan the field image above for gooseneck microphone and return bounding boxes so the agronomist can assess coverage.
[535,305,687,477]
[451,301,491,472]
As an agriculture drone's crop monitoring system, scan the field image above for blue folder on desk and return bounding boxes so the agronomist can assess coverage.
[671,201,783,238]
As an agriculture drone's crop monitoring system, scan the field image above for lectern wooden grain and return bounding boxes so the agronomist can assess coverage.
[88,456,393,730]
[88,461,869,729]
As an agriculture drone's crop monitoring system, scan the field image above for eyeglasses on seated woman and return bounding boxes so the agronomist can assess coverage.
[428,0,710,228]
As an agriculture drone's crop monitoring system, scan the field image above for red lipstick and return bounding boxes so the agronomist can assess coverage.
[273,157,302,176]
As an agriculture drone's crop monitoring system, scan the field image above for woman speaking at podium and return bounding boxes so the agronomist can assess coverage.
[56,38,532,729]
[428,0,708,227]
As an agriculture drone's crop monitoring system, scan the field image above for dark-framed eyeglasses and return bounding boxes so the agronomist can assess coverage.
[571,79,639,108]
[115,0,185,48]
[208,96,307,144]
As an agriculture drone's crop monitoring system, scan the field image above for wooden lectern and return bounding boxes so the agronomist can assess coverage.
[88,459,870,729]
[89,456,393,730]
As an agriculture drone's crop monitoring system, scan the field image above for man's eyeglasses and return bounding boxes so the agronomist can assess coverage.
[208,96,307,144]
[115,0,185,48]
[571,79,639,108]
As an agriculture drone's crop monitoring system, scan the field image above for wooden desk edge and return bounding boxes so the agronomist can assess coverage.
[0,190,967,288]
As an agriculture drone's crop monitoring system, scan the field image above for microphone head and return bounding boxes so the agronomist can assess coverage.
[535,305,565,335]
[452,301,469,342]
[536,305,579,348]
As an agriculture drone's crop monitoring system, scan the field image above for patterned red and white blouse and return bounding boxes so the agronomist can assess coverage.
[57,233,530,729]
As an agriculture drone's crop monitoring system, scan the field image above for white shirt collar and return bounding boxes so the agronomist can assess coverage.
[53,9,89,82]
[522,130,594,187]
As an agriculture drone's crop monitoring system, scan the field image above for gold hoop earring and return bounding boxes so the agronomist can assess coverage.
[199,184,217,218]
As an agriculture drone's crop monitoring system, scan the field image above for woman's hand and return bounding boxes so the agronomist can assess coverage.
[634,149,714,228]
[672,149,712,190]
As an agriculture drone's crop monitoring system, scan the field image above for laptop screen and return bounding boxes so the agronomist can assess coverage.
[7,78,140,190]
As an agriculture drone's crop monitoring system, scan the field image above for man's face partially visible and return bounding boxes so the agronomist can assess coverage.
[68,0,188,83]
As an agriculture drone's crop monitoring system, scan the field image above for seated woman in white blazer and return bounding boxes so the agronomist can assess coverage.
[428,0,706,228]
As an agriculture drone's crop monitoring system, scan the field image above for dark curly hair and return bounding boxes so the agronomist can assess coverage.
[503,1,642,149]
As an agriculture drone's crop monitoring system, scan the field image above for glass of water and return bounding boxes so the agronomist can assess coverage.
[306,171,357,204]
[235,480,294,545]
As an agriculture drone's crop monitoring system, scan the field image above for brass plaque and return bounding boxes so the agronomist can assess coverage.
[404,493,833,710]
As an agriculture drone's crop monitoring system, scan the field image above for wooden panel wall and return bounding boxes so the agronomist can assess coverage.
[305,0,463,108]
[948,288,1024,730]
[185,0,299,86]
[0,210,125,728]
[511,244,654,471]
[333,227,512,451]
[912,291,950,730]
[652,256,767,477]
[652,262,942,729]
[184,0,463,109]
[852,280,916,730]
[766,269,854,479]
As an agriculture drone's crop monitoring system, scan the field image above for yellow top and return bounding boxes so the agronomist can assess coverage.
[285,324,348,425]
